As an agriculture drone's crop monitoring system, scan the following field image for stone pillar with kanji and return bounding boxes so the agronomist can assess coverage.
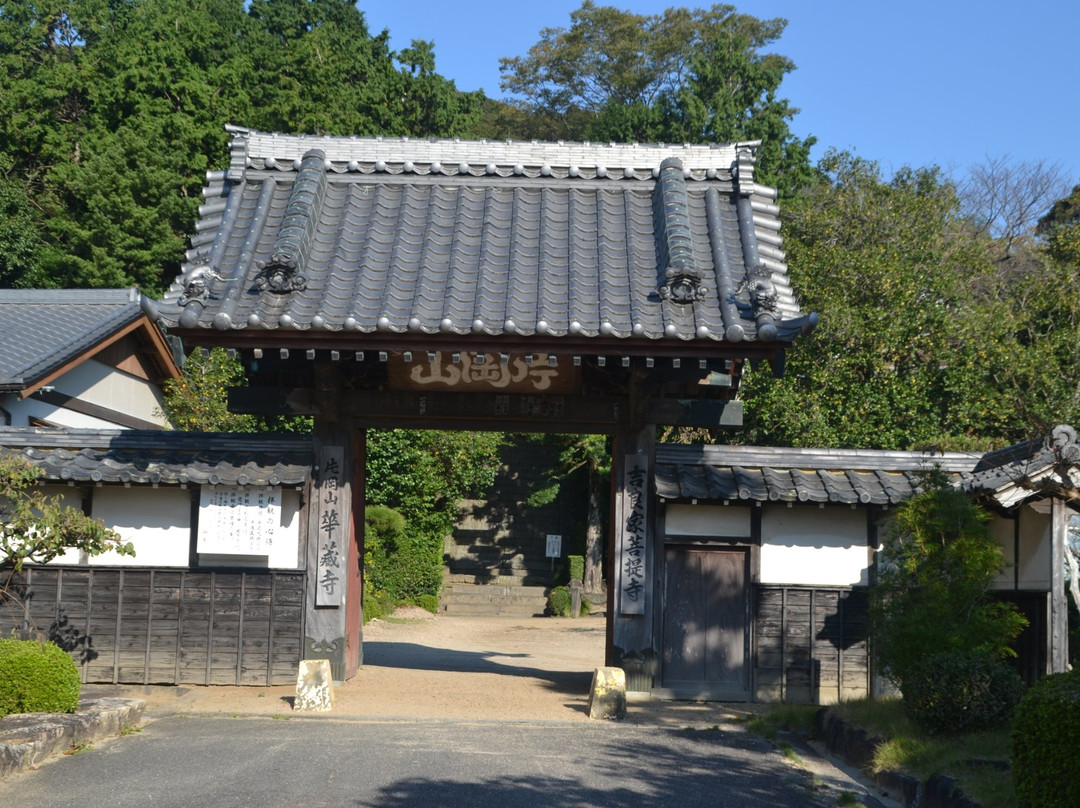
[303,416,361,682]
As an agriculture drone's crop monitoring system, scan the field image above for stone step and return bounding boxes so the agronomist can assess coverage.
[440,582,549,617]
[444,572,531,586]
[445,543,548,560]
[440,601,546,617]
[444,557,551,575]
[442,583,548,599]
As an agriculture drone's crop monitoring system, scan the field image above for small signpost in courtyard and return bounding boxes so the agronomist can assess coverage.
[546,534,562,573]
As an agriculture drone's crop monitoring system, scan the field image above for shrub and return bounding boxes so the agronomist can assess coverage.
[1012,668,1080,808]
[0,638,80,717]
[545,585,588,617]
[546,585,571,616]
[364,505,442,604]
[414,593,439,614]
[362,592,386,624]
[568,554,585,583]
[870,469,1027,687]
[901,651,1024,734]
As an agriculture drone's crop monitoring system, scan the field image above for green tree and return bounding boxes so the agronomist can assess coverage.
[739,151,1023,450]
[0,0,482,293]
[159,347,259,432]
[364,429,504,603]
[524,433,609,594]
[365,429,504,544]
[0,161,39,287]
[497,2,814,195]
[870,469,1027,690]
[1,454,132,573]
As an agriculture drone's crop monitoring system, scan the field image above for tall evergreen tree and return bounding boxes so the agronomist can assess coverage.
[0,0,481,293]
[496,2,815,195]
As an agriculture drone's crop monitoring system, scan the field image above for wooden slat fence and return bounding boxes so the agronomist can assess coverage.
[1,567,304,686]
[754,585,869,704]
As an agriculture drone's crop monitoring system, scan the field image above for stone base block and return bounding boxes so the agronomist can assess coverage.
[294,659,334,712]
[588,667,627,720]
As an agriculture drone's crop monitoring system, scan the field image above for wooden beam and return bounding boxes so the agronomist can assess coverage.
[1051,498,1069,673]
[29,389,166,430]
[173,327,784,363]
[638,398,742,428]
[230,387,743,429]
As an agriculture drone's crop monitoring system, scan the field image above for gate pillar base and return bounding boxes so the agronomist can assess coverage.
[588,667,627,720]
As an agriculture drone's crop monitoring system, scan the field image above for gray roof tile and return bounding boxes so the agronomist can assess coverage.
[146,127,818,349]
[0,427,311,487]
[0,289,145,390]
[655,431,1080,508]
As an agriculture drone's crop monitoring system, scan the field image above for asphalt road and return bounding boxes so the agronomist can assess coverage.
[0,713,845,807]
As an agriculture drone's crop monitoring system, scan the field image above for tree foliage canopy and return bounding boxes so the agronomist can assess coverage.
[740,151,1080,450]
[870,468,1027,688]
[496,1,815,195]
[0,0,481,294]
[1,454,133,572]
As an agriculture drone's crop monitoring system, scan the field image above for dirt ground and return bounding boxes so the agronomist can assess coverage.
[90,610,748,727]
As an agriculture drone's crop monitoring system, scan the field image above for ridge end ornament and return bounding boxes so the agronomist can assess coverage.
[254,255,308,294]
[179,263,227,306]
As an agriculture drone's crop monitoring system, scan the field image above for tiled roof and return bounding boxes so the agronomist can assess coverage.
[655,444,980,505]
[144,126,817,352]
[0,289,146,390]
[0,427,312,487]
[655,432,1080,508]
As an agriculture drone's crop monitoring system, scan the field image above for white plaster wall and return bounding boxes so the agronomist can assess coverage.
[198,487,302,570]
[664,504,752,537]
[53,359,170,426]
[2,360,169,428]
[1016,504,1052,590]
[42,484,87,564]
[760,506,870,586]
[89,486,191,566]
[990,515,1017,589]
[1,393,124,429]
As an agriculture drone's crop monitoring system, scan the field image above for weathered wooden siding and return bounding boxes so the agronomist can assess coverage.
[2,567,304,686]
[754,585,869,704]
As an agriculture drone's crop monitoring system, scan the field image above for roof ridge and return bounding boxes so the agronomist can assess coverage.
[226,126,767,182]
[0,288,140,304]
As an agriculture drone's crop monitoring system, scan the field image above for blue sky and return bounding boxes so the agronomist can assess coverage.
[361,0,1080,186]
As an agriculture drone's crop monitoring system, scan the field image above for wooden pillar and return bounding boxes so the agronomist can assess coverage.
[608,423,657,693]
[344,428,366,675]
[1050,497,1069,674]
[303,358,362,682]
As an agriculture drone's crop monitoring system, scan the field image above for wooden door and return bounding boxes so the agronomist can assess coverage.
[661,547,749,700]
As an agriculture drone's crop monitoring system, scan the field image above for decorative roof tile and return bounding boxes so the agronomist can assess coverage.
[0,428,311,487]
[146,127,818,350]
[655,430,1080,509]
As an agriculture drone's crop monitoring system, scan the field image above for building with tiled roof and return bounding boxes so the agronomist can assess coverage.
[0,289,180,430]
[130,127,1078,696]
[145,126,816,353]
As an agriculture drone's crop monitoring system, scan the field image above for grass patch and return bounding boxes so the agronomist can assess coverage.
[64,741,92,755]
[778,740,805,767]
[740,703,819,742]
[119,724,142,736]
[831,698,1015,808]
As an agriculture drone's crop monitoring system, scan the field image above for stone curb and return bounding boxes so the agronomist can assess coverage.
[0,697,145,781]
[813,708,984,808]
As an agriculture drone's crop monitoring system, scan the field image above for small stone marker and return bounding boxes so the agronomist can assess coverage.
[587,666,626,720]
[294,659,334,712]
